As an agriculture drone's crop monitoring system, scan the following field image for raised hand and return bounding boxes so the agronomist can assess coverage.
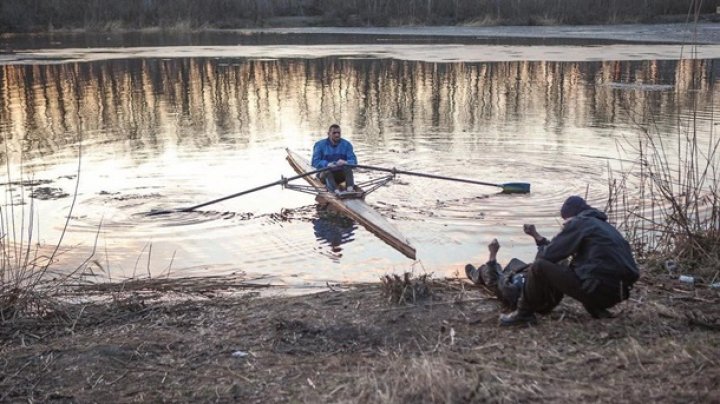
[523,224,537,236]
[523,224,544,243]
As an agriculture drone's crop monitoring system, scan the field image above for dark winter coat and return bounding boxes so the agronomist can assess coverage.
[537,208,639,291]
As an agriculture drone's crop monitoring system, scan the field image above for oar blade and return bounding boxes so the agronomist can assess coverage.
[354,164,531,194]
[500,182,531,194]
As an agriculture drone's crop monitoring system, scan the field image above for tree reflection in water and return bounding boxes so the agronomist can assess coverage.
[0,50,718,279]
[1,57,717,165]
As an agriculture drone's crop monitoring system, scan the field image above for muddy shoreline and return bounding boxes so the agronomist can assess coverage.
[2,274,718,402]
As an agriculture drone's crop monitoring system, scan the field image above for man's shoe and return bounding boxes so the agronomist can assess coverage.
[588,308,613,319]
[346,186,355,192]
[499,310,537,327]
[465,264,483,285]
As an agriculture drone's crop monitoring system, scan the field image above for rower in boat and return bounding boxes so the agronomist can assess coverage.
[149,146,529,259]
[311,124,359,196]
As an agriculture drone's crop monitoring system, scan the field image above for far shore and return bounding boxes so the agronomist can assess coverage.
[219,21,720,45]
[2,21,720,46]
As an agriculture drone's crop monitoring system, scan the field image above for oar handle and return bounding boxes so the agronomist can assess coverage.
[351,164,502,188]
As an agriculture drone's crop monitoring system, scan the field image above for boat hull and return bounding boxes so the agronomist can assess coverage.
[286,148,416,259]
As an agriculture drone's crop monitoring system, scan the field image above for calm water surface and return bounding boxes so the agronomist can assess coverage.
[0,31,718,286]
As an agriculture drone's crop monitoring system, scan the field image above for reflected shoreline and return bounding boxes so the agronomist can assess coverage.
[2,23,720,50]
[1,56,715,164]
[5,43,720,66]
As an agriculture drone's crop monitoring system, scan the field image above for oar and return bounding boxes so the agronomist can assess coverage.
[351,164,530,194]
[147,166,332,216]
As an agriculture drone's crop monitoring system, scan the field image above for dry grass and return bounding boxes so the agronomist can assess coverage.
[350,356,471,402]
[380,272,432,304]
[0,139,89,329]
[1,275,718,402]
[460,15,502,27]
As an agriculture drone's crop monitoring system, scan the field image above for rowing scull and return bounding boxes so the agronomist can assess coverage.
[286,148,416,259]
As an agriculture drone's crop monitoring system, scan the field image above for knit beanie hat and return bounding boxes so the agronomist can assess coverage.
[560,196,590,219]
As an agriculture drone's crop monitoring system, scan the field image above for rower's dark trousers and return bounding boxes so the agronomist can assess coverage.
[320,166,354,192]
[519,258,629,317]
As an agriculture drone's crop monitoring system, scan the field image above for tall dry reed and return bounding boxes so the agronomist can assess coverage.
[606,52,719,278]
[0,141,90,322]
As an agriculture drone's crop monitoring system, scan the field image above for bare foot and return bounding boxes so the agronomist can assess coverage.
[488,238,500,253]
[488,238,500,261]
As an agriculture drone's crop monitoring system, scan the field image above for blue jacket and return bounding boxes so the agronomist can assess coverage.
[311,138,357,169]
[537,208,639,287]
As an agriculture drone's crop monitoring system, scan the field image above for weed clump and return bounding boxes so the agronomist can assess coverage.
[380,272,432,304]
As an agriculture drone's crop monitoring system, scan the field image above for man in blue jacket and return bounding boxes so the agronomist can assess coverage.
[499,196,640,326]
[312,124,357,194]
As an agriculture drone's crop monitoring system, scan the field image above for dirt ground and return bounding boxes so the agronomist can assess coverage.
[1,273,719,403]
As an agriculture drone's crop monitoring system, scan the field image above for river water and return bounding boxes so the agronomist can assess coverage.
[0,28,718,287]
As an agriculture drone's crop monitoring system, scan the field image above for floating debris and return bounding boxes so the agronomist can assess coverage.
[111,192,162,201]
[30,186,69,200]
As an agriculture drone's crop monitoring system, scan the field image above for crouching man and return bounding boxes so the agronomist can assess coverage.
[467,196,640,326]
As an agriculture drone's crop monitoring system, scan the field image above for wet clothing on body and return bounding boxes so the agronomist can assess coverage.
[467,258,562,314]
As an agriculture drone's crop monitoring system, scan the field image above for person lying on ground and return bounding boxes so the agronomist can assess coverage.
[311,124,357,195]
[467,196,640,326]
[465,239,562,314]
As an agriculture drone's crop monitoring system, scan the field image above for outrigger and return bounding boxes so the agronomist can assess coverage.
[148,149,530,259]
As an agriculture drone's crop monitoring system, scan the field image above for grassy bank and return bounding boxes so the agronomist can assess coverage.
[1,275,718,402]
[0,0,714,33]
